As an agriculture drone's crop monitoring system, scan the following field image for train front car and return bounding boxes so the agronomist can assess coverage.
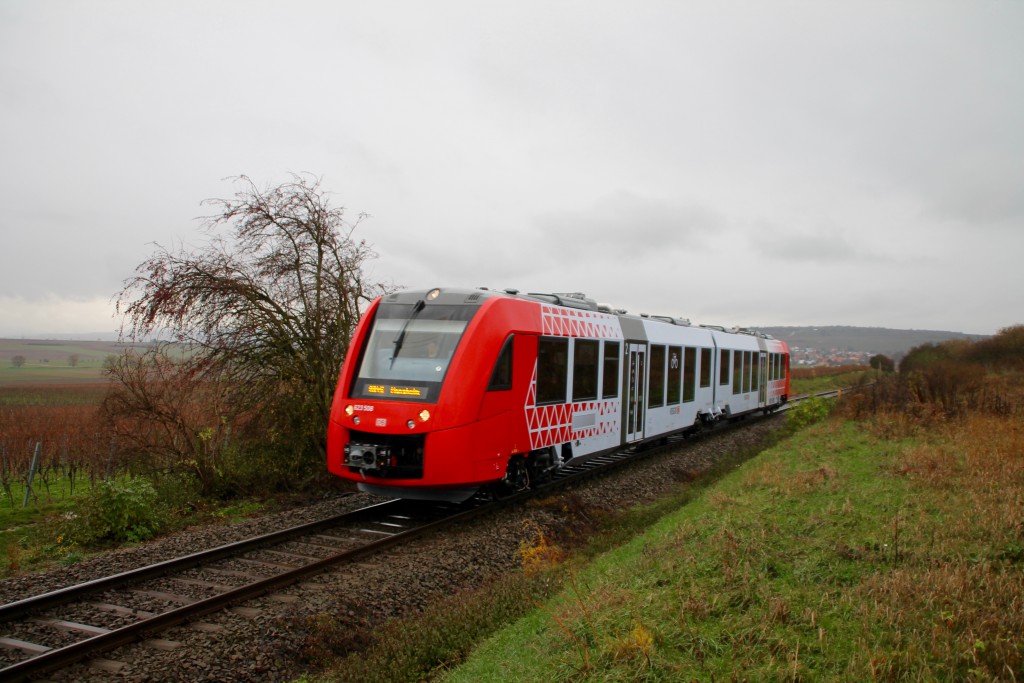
[327,286,793,501]
[327,287,520,502]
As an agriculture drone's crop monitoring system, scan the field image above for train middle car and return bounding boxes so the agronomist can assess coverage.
[327,287,790,502]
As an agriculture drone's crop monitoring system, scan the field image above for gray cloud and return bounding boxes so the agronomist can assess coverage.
[751,224,881,265]
[534,192,722,263]
[0,1,1022,336]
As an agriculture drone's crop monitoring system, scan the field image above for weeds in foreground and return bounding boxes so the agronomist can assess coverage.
[517,520,565,576]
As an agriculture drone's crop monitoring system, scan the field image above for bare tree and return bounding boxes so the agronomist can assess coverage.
[11,355,26,368]
[114,174,388,480]
[101,345,241,494]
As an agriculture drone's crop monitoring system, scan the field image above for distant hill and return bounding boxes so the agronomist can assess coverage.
[758,326,987,359]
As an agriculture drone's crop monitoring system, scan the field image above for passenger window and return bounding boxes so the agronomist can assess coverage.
[720,349,731,386]
[537,337,568,404]
[733,350,742,394]
[648,345,666,408]
[743,351,753,393]
[700,348,711,388]
[487,336,514,391]
[572,339,599,402]
[602,341,620,398]
[667,346,682,404]
[683,347,696,402]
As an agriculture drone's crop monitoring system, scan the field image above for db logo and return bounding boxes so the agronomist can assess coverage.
[375,418,388,427]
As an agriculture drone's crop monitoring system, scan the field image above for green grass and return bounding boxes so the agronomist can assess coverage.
[0,470,272,577]
[440,421,901,680]
[790,368,876,396]
[434,414,1023,681]
[0,474,87,574]
[0,475,82,516]
[0,365,110,385]
[0,338,158,385]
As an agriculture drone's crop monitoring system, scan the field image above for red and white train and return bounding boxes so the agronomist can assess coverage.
[327,287,790,502]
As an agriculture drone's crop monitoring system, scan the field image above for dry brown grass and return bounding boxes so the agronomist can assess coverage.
[850,397,1024,680]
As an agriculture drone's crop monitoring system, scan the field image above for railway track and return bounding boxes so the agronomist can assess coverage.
[0,388,845,681]
[0,497,489,681]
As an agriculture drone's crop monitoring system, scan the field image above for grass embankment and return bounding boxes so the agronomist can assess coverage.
[438,413,1022,681]
[309,388,1023,681]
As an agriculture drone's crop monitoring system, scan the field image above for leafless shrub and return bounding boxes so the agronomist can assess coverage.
[112,174,391,491]
[100,345,247,495]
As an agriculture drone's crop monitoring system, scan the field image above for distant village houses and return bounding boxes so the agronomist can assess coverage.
[789,347,875,367]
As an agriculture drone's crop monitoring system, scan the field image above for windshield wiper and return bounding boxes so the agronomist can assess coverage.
[390,299,426,368]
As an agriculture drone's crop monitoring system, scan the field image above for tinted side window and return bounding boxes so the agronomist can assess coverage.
[667,346,682,404]
[743,351,753,393]
[602,341,620,398]
[537,337,568,404]
[572,339,599,402]
[700,348,712,388]
[720,349,731,386]
[733,350,743,394]
[683,347,696,402]
[487,336,514,391]
[648,345,666,408]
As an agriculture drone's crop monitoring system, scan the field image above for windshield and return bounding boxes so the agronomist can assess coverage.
[351,303,477,402]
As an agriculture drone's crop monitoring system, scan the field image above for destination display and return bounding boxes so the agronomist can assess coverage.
[354,380,433,401]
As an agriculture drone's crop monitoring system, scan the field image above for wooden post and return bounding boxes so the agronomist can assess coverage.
[23,441,41,507]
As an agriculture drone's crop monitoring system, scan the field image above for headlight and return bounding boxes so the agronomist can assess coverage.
[345,405,355,416]
[419,409,431,422]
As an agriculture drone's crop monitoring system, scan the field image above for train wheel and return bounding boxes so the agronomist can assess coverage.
[496,455,530,497]
[527,447,557,485]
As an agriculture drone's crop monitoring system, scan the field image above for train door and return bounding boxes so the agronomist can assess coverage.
[758,352,767,406]
[624,342,646,443]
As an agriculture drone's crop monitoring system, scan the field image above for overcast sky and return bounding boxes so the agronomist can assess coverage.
[1,1,1021,338]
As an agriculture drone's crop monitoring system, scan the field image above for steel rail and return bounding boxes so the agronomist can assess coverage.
[0,497,495,682]
[0,494,395,625]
